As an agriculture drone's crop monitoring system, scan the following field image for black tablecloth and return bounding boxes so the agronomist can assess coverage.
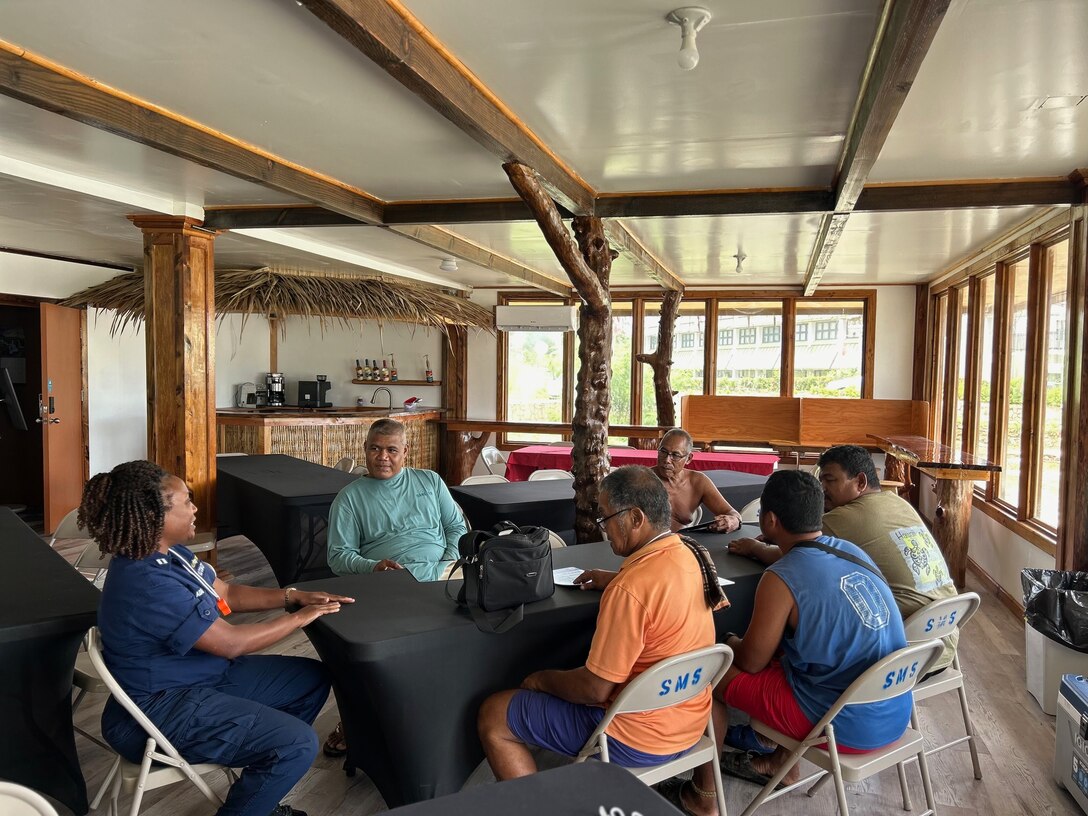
[702,469,768,515]
[387,761,683,815]
[217,454,357,585]
[295,529,763,807]
[0,507,100,814]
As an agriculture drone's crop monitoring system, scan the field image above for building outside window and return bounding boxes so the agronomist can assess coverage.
[738,328,756,345]
[814,321,837,341]
[718,329,732,346]
[796,323,808,341]
[762,325,781,344]
[680,333,695,348]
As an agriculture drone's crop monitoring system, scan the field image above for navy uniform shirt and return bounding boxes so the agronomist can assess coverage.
[98,545,229,699]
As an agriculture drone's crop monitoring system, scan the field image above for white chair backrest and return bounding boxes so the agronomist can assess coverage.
[350,465,369,475]
[815,640,944,721]
[0,782,60,816]
[689,505,706,527]
[453,502,471,531]
[73,542,113,588]
[333,457,356,472]
[739,499,760,523]
[215,452,247,457]
[528,469,575,481]
[85,628,189,764]
[902,592,981,644]
[481,446,507,467]
[546,530,567,549]
[49,507,88,547]
[608,644,732,715]
[547,441,574,447]
[461,474,509,485]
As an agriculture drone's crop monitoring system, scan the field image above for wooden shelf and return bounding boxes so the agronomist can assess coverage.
[351,379,441,386]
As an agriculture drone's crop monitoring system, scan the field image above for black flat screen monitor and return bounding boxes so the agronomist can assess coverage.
[0,366,28,431]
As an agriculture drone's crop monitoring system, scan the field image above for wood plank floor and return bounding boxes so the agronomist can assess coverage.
[51,535,1082,815]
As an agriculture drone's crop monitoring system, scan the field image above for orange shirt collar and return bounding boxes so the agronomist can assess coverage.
[620,532,682,570]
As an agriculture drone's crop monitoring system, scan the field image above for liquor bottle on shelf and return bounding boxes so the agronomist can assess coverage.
[372,354,381,379]
[424,354,434,383]
[355,358,363,379]
[390,354,398,382]
[363,358,372,380]
[380,359,390,381]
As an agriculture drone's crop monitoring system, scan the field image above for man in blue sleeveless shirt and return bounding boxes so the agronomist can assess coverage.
[672,470,909,816]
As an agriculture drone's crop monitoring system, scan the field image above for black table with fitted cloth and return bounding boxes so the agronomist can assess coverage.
[386,761,683,816]
[0,507,100,814]
[701,469,769,517]
[216,454,357,585]
[294,529,763,808]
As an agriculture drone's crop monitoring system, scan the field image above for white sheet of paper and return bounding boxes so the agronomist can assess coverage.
[553,567,587,587]
[718,576,735,586]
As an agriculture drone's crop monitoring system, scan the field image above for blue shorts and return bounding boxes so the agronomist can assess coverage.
[506,689,690,768]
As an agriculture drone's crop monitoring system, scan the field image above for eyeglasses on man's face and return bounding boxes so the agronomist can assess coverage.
[595,507,633,529]
[657,448,690,461]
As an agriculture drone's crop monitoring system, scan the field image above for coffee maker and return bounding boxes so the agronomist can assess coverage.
[265,372,286,406]
[297,375,332,408]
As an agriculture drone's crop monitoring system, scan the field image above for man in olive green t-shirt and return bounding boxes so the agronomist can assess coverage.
[729,445,958,672]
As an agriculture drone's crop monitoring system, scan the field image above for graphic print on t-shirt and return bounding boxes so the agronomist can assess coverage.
[840,571,891,630]
[888,525,952,593]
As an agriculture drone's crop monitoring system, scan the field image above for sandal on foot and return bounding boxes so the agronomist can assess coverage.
[654,778,702,816]
[725,724,775,755]
[720,751,784,790]
[322,721,347,758]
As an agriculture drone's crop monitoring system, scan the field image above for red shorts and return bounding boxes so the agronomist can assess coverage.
[722,660,869,754]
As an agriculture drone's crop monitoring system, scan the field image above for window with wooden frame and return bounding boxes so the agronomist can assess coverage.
[927,223,1076,550]
[498,290,876,444]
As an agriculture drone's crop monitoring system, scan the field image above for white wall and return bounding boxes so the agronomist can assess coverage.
[215,314,270,407]
[872,286,916,399]
[86,308,146,474]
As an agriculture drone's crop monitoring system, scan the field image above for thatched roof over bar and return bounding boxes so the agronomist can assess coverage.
[61,267,495,335]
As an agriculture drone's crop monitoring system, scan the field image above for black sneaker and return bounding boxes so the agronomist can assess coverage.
[269,806,307,816]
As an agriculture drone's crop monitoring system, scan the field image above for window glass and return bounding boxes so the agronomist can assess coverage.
[609,302,634,426]
[997,257,1030,506]
[643,302,706,424]
[1035,240,1069,527]
[975,275,996,463]
[715,301,782,396]
[793,300,865,397]
[931,294,949,444]
[504,330,565,439]
[952,286,971,454]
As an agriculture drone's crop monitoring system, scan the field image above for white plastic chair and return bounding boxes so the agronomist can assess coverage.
[350,465,369,476]
[333,457,355,472]
[576,644,733,816]
[899,593,983,789]
[49,507,88,548]
[481,446,508,476]
[0,782,60,816]
[546,530,567,549]
[86,628,236,816]
[738,499,760,523]
[461,474,509,485]
[686,505,706,527]
[528,469,575,481]
[742,638,945,816]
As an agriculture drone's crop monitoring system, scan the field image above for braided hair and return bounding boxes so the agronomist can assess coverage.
[78,460,170,559]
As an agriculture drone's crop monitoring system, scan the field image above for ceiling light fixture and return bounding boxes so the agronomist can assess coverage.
[733,250,747,274]
[666,7,712,71]
[439,257,459,273]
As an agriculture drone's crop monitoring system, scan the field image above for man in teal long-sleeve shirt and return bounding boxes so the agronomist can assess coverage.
[326,418,467,582]
[322,418,468,757]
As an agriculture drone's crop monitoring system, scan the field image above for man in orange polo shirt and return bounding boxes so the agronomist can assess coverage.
[478,466,725,778]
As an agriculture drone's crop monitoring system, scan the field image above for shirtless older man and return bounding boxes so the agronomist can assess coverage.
[654,428,741,533]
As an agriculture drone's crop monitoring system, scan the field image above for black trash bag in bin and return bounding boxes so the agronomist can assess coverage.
[1021,569,1088,654]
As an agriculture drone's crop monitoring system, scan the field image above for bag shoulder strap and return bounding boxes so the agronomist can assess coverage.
[792,538,889,587]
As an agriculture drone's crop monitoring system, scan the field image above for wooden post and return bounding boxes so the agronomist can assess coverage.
[505,162,612,543]
[635,290,682,428]
[440,325,485,485]
[130,215,218,534]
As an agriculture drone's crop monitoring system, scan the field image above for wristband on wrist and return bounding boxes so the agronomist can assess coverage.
[284,587,297,610]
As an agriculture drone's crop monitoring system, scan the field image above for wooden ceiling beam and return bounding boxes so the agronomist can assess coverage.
[388,224,572,297]
[301,0,595,216]
[856,178,1080,211]
[803,0,950,296]
[0,41,385,225]
[602,222,685,292]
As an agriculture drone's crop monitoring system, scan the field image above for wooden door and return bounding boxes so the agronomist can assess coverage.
[40,303,84,533]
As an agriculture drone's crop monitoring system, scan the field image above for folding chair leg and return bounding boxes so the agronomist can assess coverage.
[956,683,983,780]
[896,761,912,811]
[706,722,729,816]
[914,743,937,816]
[109,760,123,816]
[91,755,121,810]
[129,738,155,816]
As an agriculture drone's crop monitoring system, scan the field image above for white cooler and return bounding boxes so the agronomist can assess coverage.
[1055,674,1088,813]
[1027,623,1088,715]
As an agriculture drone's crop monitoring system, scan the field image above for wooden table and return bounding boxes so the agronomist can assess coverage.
[504,445,778,481]
[868,434,999,588]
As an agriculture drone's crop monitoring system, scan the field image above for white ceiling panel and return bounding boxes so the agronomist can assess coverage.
[404,0,880,192]
[822,206,1041,284]
[0,0,513,200]
[872,0,1088,182]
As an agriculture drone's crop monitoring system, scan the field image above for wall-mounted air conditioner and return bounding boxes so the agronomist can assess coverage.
[494,305,578,332]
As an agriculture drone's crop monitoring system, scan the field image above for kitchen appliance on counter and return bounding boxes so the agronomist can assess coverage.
[298,375,332,408]
[266,372,286,406]
[235,382,258,408]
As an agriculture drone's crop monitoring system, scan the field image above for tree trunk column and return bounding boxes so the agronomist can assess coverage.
[130,215,218,533]
[932,478,972,589]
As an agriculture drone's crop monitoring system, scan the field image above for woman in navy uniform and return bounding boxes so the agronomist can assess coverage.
[81,460,353,816]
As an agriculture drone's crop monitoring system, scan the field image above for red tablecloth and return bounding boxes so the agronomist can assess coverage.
[504,445,779,481]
